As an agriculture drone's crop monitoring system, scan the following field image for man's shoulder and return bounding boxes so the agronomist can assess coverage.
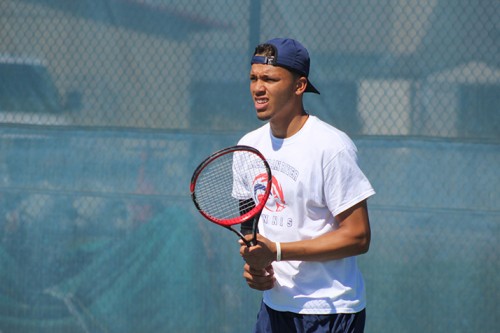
[307,116,357,151]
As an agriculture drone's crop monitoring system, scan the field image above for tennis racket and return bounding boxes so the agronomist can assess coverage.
[190,145,272,247]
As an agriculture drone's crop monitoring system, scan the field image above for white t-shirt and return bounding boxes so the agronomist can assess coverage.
[237,115,375,314]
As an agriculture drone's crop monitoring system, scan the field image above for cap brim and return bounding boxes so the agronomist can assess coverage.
[305,80,320,94]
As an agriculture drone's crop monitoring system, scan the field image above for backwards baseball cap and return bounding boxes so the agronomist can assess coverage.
[251,38,320,94]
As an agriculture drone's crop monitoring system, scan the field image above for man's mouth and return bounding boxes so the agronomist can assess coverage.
[254,98,269,111]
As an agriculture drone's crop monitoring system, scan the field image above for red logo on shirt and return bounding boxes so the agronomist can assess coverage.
[253,173,286,213]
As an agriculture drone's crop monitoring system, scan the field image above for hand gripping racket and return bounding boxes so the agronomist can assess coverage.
[190,145,272,247]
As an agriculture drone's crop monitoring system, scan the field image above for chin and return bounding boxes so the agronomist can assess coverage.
[256,114,271,121]
[256,110,271,121]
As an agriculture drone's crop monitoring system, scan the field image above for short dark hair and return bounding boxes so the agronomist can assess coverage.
[253,43,275,57]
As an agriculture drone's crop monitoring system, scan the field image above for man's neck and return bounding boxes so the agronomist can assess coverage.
[270,111,309,139]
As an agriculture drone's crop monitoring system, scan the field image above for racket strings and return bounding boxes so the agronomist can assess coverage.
[194,150,268,222]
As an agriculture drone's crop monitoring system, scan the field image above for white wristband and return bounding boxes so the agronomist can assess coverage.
[275,242,281,262]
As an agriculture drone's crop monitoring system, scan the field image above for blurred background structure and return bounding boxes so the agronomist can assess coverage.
[0,1,498,332]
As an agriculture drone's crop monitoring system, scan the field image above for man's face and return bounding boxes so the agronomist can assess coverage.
[249,63,298,122]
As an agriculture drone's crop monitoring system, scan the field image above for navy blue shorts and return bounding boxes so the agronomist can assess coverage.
[253,301,366,333]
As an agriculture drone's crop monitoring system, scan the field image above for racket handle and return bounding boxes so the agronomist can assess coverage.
[239,229,256,247]
[248,218,258,247]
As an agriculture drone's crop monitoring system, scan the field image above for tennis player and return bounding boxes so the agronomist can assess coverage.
[238,38,375,333]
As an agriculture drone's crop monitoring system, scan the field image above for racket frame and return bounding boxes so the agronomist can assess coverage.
[190,145,272,246]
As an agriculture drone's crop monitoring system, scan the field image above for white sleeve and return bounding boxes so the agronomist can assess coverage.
[324,148,375,216]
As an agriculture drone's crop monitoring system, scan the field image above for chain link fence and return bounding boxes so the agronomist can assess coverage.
[0,0,498,332]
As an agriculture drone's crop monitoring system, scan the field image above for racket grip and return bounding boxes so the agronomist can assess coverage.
[247,217,259,247]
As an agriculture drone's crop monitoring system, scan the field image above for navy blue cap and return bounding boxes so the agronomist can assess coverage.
[251,38,320,94]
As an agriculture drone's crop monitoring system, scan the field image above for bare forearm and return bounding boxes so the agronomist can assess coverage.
[277,200,371,262]
[279,229,369,262]
[281,201,371,261]
[241,201,371,268]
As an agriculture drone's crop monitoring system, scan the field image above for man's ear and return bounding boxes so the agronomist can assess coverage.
[295,76,308,95]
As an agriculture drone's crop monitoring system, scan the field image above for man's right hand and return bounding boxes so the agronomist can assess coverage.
[243,263,275,291]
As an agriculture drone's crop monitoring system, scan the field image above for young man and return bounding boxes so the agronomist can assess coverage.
[238,38,375,332]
